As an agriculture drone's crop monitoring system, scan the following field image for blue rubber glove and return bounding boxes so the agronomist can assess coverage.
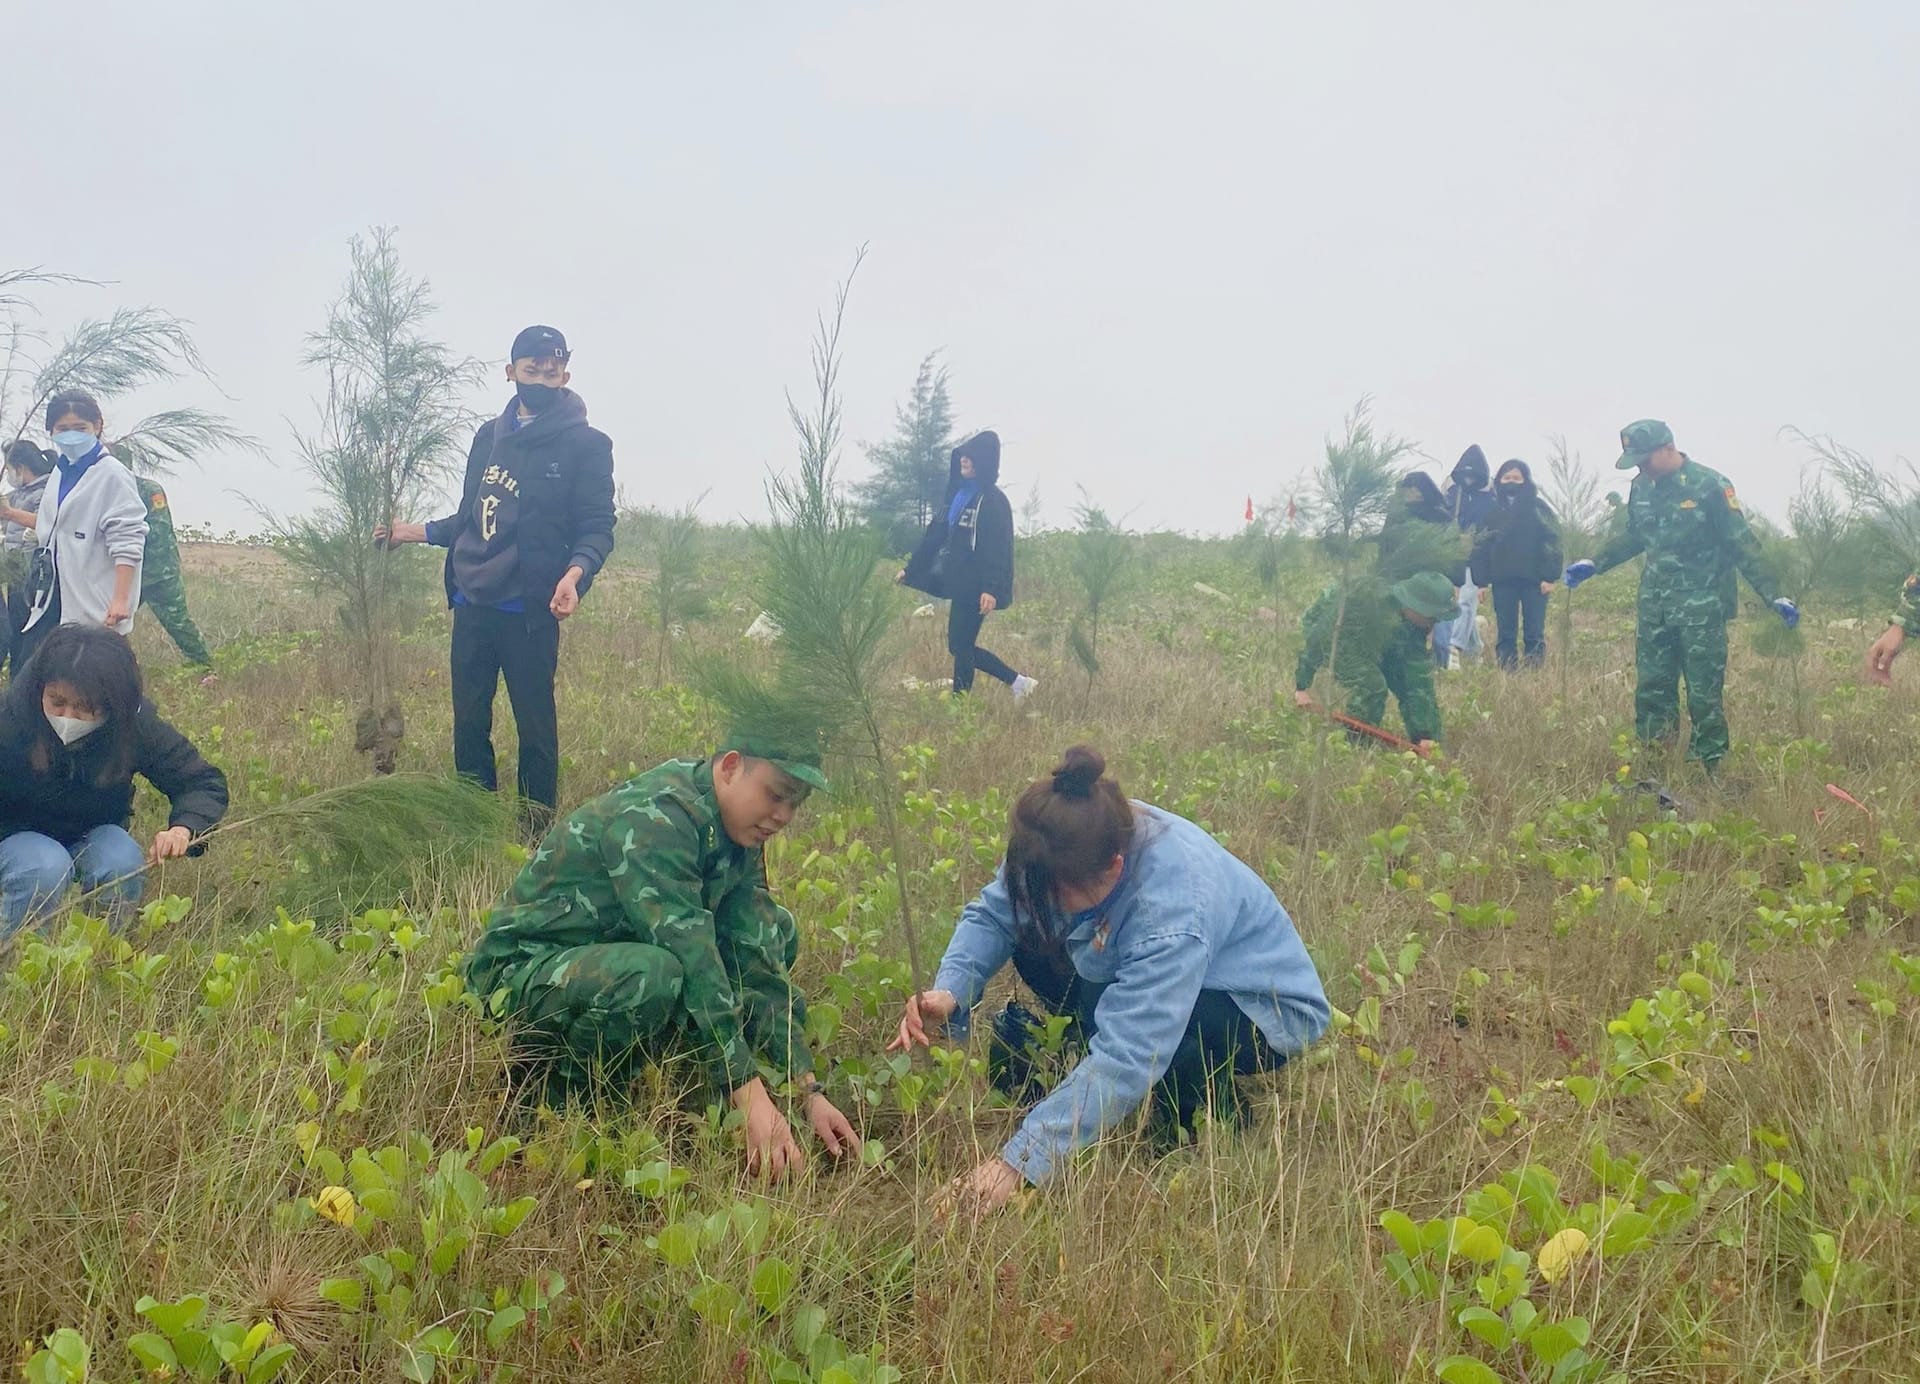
[1773,597,1800,630]
[1563,559,1596,590]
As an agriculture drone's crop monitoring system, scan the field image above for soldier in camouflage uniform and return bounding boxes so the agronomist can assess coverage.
[465,732,861,1177]
[1563,420,1798,766]
[1865,573,1920,685]
[134,477,215,674]
[1293,571,1454,752]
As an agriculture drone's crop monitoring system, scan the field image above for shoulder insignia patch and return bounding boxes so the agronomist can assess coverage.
[1906,574,1918,591]
[1723,487,1741,511]
[148,490,167,510]
[1678,499,1697,509]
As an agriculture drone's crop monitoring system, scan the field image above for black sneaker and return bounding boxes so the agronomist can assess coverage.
[987,1002,1049,1105]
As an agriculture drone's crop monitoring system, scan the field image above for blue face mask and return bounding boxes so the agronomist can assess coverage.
[52,431,97,461]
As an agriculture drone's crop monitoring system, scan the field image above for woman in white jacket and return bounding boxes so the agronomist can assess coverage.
[1,391,146,670]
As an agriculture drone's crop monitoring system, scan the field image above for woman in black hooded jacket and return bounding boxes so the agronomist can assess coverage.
[899,431,1035,700]
[1481,459,1563,669]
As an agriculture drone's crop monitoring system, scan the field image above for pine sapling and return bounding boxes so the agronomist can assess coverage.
[259,228,481,774]
[740,248,929,995]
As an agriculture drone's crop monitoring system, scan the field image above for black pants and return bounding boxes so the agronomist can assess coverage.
[11,581,57,675]
[451,604,561,815]
[947,597,1018,694]
[1,584,24,676]
[1008,944,1279,1131]
[1491,579,1548,669]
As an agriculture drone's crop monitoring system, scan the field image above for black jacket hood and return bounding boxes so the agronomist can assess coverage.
[1494,458,1538,500]
[1401,471,1447,510]
[1451,445,1490,490]
[949,430,1002,489]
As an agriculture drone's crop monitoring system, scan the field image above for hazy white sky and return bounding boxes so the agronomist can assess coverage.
[8,2,1917,537]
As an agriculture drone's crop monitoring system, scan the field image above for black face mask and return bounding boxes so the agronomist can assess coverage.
[1499,481,1526,495]
[515,381,562,414]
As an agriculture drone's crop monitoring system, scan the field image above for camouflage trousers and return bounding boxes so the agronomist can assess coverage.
[498,943,690,1105]
[1334,636,1435,743]
[1635,611,1729,765]
[140,570,212,668]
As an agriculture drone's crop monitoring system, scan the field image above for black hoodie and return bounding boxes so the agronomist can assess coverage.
[901,431,1014,608]
[1480,459,1564,585]
[1380,472,1467,583]
[429,391,618,612]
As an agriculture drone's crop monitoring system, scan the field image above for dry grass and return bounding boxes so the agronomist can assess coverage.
[1,534,1915,1381]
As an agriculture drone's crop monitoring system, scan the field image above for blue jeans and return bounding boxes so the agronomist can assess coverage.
[1429,618,1453,668]
[0,826,147,938]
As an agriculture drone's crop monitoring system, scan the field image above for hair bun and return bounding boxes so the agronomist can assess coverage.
[1051,745,1106,798]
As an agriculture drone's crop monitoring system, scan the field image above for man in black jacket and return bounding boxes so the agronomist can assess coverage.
[377,325,616,829]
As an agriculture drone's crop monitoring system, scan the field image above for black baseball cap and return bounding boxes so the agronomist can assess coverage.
[509,325,570,363]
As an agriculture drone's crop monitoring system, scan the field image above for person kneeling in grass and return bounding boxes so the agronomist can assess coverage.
[465,729,860,1179]
[0,624,228,937]
[889,745,1330,1217]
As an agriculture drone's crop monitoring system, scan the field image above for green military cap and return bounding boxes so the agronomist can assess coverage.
[1616,419,1674,470]
[1389,571,1458,621]
[721,728,831,795]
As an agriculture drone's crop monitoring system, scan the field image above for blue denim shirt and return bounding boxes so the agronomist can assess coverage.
[931,804,1330,1184]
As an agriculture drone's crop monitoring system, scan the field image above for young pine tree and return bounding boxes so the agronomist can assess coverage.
[715,248,929,994]
[651,492,710,680]
[1543,435,1605,702]
[1296,399,1420,870]
[1067,492,1136,705]
[264,229,482,773]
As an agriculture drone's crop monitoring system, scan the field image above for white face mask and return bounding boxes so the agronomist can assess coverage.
[46,710,104,746]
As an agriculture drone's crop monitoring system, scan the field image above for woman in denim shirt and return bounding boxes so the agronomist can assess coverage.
[891,746,1330,1216]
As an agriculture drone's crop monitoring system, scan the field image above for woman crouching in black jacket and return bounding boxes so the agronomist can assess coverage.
[899,431,1037,701]
[0,624,227,937]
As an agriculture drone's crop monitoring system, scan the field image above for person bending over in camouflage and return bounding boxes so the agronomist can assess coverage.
[465,730,861,1178]
[1293,571,1455,755]
[1865,573,1920,685]
[1563,419,1797,767]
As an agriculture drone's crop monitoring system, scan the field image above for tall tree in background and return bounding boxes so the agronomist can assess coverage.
[0,267,251,472]
[854,350,956,552]
[263,229,481,773]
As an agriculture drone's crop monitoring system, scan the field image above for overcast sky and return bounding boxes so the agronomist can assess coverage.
[7,2,1917,538]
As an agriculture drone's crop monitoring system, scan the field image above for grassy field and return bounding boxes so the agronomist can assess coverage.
[3,523,1916,1383]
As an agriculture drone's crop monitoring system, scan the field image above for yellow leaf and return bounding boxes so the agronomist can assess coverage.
[1683,1079,1706,1107]
[310,1185,357,1228]
[1537,1227,1589,1283]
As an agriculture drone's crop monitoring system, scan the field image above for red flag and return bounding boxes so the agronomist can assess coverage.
[1244,495,1254,523]
[1286,495,1297,524]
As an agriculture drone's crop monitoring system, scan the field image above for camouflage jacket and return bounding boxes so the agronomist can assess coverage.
[465,758,815,1090]
[1896,574,1920,637]
[1592,457,1777,620]
[1294,585,1441,742]
[136,477,184,584]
